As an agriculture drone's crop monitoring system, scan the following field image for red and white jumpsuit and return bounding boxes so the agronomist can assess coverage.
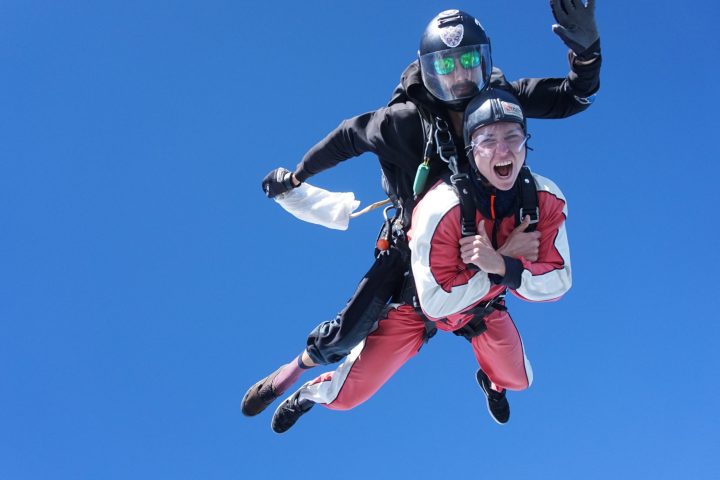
[294,173,572,409]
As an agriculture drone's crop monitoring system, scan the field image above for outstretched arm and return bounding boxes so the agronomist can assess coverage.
[260,108,395,199]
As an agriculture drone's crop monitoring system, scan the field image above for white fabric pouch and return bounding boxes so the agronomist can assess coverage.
[274,183,360,231]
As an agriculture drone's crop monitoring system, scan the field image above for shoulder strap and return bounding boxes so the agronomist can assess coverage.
[516,165,539,232]
[453,175,477,237]
[432,117,477,238]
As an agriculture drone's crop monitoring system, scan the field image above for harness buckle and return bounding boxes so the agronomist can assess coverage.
[452,292,507,341]
[434,118,454,165]
[519,207,540,225]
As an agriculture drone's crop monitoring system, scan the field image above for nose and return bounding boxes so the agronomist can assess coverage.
[495,140,511,154]
[454,60,473,80]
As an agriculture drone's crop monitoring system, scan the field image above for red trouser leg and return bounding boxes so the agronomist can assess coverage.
[299,304,426,410]
[469,309,532,391]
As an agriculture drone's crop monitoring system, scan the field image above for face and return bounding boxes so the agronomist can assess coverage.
[470,122,527,191]
[434,50,482,98]
[419,44,491,103]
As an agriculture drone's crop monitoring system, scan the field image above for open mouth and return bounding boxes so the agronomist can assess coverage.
[493,160,513,178]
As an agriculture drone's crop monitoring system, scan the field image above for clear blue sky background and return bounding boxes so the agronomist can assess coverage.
[2,1,719,479]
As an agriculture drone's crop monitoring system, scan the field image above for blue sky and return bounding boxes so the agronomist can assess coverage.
[2,1,719,478]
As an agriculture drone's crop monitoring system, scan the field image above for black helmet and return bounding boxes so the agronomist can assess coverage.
[418,10,493,109]
[463,88,526,146]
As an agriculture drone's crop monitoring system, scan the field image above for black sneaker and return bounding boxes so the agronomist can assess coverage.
[241,368,283,417]
[476,369,510,424]
[271,388,315,434]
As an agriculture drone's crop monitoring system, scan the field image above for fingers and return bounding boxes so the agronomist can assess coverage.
[459,221,493,263]
[460,251,478,264]
[459,241,474,256]
[512,215,531,234]
[459,235,491,253]
[552,24,572,42]
[526,235,541,261]
[549,0,567,23]
[477,220,491,241]
[458,236,476,247]
[459,242,481,262]
[561,0,576,16]
[549,0,560,22]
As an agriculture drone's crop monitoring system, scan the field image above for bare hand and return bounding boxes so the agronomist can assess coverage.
[497,216,541,261]
[459,220,506,275]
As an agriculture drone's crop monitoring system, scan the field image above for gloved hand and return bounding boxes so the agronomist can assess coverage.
[550,0,600,60]
[261,167,298,198]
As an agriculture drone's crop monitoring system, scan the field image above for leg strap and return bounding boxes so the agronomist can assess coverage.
[452,294,507,341]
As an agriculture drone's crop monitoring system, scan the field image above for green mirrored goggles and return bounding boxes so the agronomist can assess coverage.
[432,50,481,75]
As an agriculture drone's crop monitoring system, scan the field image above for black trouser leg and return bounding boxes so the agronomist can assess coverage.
[305,246,407,365]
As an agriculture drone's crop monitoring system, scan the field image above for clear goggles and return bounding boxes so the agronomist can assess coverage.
[468,129,530,158]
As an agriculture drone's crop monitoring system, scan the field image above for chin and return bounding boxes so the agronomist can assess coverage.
[490,175,519,191]
[494,183,515,191]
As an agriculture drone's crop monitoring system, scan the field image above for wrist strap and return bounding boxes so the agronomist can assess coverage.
[282,171,296,190]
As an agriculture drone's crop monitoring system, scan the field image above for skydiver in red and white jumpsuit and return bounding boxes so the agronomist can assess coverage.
[271,88,573,432]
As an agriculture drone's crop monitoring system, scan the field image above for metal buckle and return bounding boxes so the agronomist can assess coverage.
[519,207,539,224]
[434,118,453,164]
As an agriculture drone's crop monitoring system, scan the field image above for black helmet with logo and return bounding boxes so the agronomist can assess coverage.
[418,10,493,110]
[463,88,526,146]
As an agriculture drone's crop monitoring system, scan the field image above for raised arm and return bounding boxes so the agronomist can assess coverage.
[490,0,602,119]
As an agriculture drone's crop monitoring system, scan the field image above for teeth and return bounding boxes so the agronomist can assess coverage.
[495,160,512,167]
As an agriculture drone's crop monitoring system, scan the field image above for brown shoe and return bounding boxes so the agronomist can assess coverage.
[241,368,283,416]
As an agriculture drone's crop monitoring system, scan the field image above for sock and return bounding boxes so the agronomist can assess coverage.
[271,355,311,395]
[490,381,505,394]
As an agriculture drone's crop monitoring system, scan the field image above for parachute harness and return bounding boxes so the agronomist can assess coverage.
[433,117,478,239]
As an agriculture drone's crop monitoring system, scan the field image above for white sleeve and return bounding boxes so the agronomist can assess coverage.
[409,184,491,320]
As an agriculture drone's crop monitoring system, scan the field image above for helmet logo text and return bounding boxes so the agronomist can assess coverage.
[500,101,523,120]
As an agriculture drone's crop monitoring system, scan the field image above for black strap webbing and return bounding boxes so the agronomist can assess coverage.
[452,174,477,237]
[432,117,478,238]
[452,293,507,341]
[516,165,539,232]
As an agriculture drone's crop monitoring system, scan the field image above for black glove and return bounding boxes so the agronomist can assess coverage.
[550,0,600,60]
[261,167,297,198]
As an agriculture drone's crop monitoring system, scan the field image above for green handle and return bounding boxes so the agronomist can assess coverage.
[413,163,430,196]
